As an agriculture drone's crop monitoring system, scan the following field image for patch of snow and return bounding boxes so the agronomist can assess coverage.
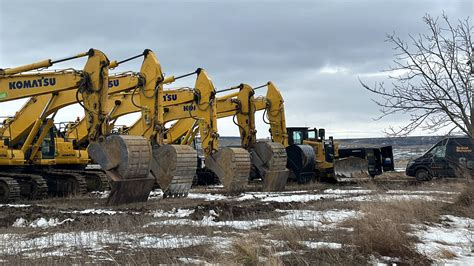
[386,190,460,195]
[415,215,473,264]
[178,257,209,264]
[0,204,31,208]
[148,189,164,199]
[68,209,122,215]
[12,218,74,228]
[0,231,233,258]
[323,188,372,194]
[151,208,195,218]
[274,250,293,256]
[278,209,360,228]
[90,191,109,199]
[12,218,27,227]
[336,194,453,203]
[187,193,229,201]
[146,209,358,231]
[301,241,342,249]
[260,193,342,203]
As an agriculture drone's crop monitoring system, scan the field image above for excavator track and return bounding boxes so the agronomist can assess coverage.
[251,142,289,191]
[154,145,197,198]
[0,172,48,200]
[206,147,251,193]
[29,175,49,199]
[81,170,110,192]
[36,170,88,197]
[0,177,21,203]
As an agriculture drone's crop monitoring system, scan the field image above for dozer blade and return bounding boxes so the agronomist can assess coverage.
[334,157,371,181]
[206,147,251,192]
[151,145,197,198]
[88,135,155,205]
[251,142,289,191]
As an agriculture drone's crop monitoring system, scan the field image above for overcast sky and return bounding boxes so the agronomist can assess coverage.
[0,0,472,138]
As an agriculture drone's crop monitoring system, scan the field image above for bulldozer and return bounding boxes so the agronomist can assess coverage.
[286,127,371,181]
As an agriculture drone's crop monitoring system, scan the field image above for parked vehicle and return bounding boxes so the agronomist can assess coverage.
[406,137,473,181]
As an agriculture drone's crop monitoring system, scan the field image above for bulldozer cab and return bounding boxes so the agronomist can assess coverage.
[287,127,334,161]
[287,127,311,145]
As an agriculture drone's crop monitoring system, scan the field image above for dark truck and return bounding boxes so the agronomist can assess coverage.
[406,136,474,181]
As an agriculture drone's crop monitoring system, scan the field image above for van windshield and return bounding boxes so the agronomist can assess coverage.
[424,139,447,158]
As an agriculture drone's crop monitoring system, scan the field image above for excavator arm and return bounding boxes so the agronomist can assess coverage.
[87,50,198,200]
[1,49,162,205]
[157,70,251,192]
[159,82,290,191]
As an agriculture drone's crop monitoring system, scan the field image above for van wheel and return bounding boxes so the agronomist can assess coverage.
[415,168,432,181]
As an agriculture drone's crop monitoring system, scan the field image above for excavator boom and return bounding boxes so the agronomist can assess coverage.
[0,49,157,205]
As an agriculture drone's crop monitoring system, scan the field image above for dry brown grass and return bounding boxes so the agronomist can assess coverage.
[226,233,284,265]
[346,200,440,263]
[444,183,474,218]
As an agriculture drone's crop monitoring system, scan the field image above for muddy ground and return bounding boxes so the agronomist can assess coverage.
[0,171,472,265]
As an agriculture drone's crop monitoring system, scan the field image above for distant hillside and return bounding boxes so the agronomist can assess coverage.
[335,136,445,148]
[203,135,466,149]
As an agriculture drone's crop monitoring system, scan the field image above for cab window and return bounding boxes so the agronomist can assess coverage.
[308,131,316,140]
[292,131,302,145]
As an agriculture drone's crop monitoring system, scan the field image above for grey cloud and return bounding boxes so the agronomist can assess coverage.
[1,0,472,137]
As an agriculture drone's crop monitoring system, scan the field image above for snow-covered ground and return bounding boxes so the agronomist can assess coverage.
[0,185,468,263]
[145,209,359,230]
[415,215,474,264]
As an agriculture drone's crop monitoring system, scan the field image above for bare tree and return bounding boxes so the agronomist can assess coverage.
[361,14,473,140]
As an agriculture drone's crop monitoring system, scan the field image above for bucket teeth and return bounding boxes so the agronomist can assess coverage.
[88,135,155,205]
[152,144,197,198]
[206,147,251,192]
[251,142,289,191]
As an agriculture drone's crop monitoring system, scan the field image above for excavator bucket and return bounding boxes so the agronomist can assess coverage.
[206,147,251,192]
[88,135,155,205]
[334,157,371,181]
[251,142,289,191]
[151,144,197,198]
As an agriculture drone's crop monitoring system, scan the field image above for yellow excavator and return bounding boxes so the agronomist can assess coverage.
[94,81,308,189]
[166,82,367,184]
[0,55,150,193]
[66,67,254,193]
[162,83,290,191]
[0,49,121,202]
[114,80,369,185]
[82,49,200,202]
[159,70,252,193]
[0,49,183,205]
[126,82,297,189]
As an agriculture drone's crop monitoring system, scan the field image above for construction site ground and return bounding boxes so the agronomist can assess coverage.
[0,171,472,265]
